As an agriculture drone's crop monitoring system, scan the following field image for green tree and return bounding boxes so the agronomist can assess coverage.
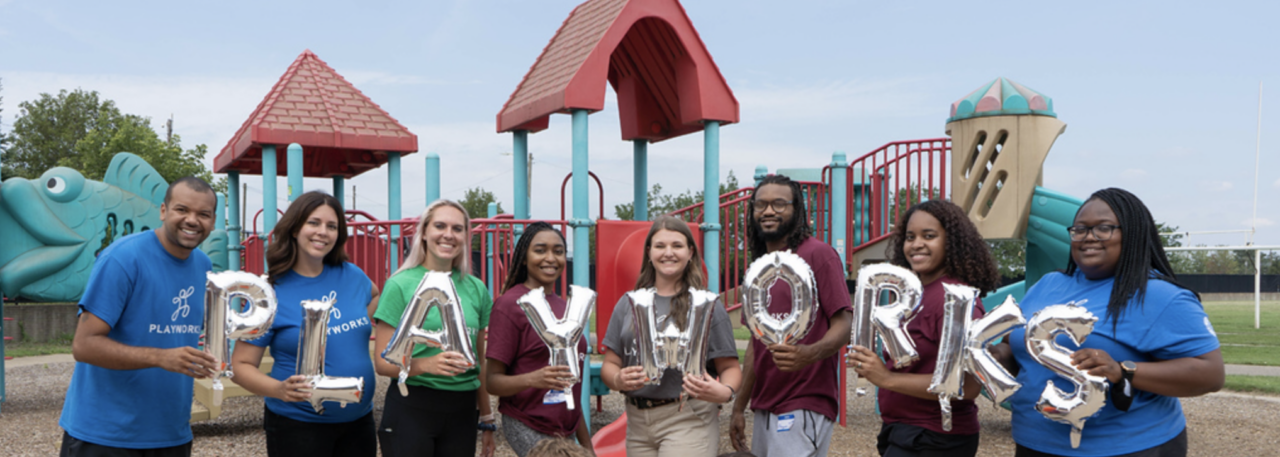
[457,187,506,251]
[614,170,741,220]
[1156,222,1195,274]
[988,239,1026,280]
[0,78,8,166]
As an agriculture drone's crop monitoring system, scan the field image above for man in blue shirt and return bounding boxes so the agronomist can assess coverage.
[60,177,220,457]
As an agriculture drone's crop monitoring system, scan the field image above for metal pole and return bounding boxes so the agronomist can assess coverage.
[514,131,530,221]
[831,152,848,269]
[1256,249,1262,329]
[389,152,402,270]
[228,172,241,271]
[287,143,303,202]
[425,152,440,204]
[488,202,498,297]
[702,121,721,293]
[569,109,593,429]
[754,165,769,186]
[333,176,344,209]
[634,139,649,221]
[1252,81,1262,329]
[263,145,278,271]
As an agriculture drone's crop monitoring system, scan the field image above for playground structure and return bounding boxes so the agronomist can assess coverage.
[0,0,1093,428]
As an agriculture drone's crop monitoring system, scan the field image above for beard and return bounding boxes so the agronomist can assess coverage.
[757,214,797,243]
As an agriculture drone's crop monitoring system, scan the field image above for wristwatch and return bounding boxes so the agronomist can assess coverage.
[725,386,737,404]
[1111,360,1138,412]
[1120,361,1138,385]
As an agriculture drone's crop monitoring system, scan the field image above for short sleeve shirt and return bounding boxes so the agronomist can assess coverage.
[486,284,588,437]
[742,237,854,420]
[60,232,212,448]
[1007,271,1220,456]
[373,266,493,391]
[603,292,738,400]
[245,262,376,423]
[878,275,985,435]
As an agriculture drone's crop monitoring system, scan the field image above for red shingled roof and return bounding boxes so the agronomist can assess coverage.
[214,50,417,178]
[496,0,738,142]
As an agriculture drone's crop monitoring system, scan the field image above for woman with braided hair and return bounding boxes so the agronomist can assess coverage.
[997,187,1224,456]
[848,199,1000,457]
[485,222,593,456]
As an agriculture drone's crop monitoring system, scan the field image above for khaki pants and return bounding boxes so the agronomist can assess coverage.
[624,399,721,457]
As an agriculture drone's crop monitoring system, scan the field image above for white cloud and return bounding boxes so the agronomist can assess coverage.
[735,78,935,123]
[1274,177,1280,188]
[1242,217,1275,228]
[1200,180,1233,192]
[1120,168,1147,179]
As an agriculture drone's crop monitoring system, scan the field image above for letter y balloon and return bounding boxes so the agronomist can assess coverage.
[204,271,278,406]
[518,285,595,410]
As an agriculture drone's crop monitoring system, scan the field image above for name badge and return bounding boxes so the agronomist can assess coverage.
[777,413,795,432]
[543,389,567,405]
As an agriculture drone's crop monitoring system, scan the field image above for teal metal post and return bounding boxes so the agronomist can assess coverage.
[754,165,769,186]
[513,131,529,221]
[333,176,345,209]
[425,152,440,204]
[702,121,721,292]
[830,152,848,268]
[1,160,5,410]
[487,202,498,296]
[633,139,649,221]
[287,143,303,202]
[228,172,241,271]
[216,193,226,230]
[389,152,402,269]
[569,109,593,428]
[263,146,278,271]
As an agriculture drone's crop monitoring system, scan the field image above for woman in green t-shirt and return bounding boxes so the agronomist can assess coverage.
[372,199,496,457]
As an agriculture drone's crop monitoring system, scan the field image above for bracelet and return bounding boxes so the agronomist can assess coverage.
[477,422,497,432]
[478,412,497,423]
[725,385,737,404]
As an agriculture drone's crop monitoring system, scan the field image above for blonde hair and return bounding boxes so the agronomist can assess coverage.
[394,199,472,277]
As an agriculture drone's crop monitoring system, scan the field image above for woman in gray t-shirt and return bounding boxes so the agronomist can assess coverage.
[601,216,741,457]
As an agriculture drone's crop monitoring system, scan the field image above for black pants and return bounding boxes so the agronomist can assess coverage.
[378,382,478,457]
[263,408,377,457]
[877,422,980,457]
[60,432,191,457]
[1015,428,1188,457]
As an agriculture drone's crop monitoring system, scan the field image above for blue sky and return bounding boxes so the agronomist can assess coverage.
[2,0,1277,248]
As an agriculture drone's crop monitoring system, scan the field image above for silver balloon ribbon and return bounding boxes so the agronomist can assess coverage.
[296,299,363,415]
[850,263,922,396]
[380,271,477,397]
[517,285,596,410]
[927,285,1026,431]
[627,288,720,385]
[741,251,819,346]
[204,271,278,407]
[1025,302,1107,449]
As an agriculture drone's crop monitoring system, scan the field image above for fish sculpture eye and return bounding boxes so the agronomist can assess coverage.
[40,168,86,203]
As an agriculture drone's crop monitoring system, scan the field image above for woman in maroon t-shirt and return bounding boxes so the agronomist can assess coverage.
[848,200,1001,457]
[485,222,593,457]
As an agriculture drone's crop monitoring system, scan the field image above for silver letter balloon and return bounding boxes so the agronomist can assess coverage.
[517,285,595,410]
[927,285,1026,431]
[850,263,922,396]
[1026,302,1108,449]
[741,251,818,346]
[296,299,363,414]
[204,270,278,406]
[628,288,720,385]
[380,271,477,397]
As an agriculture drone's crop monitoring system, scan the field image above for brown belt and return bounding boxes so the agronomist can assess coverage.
[627,396,678,410]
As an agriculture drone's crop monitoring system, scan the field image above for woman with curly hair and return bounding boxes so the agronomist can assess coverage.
[847,199,1000,457]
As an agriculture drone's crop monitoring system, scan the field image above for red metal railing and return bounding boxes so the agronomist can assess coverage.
[824,138,950,266]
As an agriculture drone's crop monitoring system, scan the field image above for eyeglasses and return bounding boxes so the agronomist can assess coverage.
[752,199,793,212]
[1066,224,1121,241]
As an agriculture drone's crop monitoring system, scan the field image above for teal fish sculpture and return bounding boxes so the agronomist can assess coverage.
[0,153,228,302]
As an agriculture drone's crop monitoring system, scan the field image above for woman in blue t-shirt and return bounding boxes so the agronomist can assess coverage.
[847,200,1000,457]
[996,188,1224,457]
[231,191,379,457]
[485,222,593,456]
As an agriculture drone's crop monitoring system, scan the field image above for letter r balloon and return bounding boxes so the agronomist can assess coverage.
[850,263,923,397]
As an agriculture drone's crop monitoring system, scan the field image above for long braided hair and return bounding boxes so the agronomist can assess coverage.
[746,174,812,260]
[1065,188,1197,330]
[886,199,1001,293]
[501,222,566,294]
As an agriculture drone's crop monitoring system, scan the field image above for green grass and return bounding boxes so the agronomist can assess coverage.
[1203,301,1280,366]
[1223,374,1280,395]
[4,339,74,358]
[733,326,750,340]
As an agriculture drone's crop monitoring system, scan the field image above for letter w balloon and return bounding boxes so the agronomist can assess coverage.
[927,285,1026,431]
[296,299,363,414]
[1026,302,1108,449]
[380,271,476,397]
[517,285,595,410]
[204,271,278,406]
[628,288,720,385]
[850,263,922,396]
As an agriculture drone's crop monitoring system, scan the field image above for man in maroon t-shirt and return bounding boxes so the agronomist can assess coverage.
[730,175,854,457]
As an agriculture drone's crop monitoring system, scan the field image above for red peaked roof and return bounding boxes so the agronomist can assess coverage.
[214,50,418,178]
[496,0,738,142]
